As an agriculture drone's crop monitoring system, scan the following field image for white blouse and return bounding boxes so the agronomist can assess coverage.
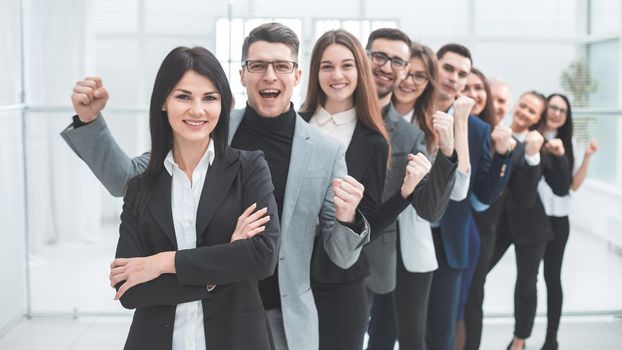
[163,140,215,350]
[309,107,357,148]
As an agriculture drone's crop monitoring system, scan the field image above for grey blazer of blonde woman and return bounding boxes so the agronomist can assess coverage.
[61,108,370,350]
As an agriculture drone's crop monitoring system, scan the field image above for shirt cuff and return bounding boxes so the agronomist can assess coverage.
[72,114,96,129]
[524,152,541,166]
[337,210,365,234]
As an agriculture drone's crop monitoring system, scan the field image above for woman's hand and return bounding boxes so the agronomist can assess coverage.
[545,138,565,157]
[71,76,109,123]
[231,203,270,242]
[585,139,598,158]
[401,153,432,199]
[109,251,175,300]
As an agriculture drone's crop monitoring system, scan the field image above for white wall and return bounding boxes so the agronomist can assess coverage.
[0,0,27,333]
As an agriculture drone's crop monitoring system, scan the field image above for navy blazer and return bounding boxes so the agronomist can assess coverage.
[116,148,280,350]
[439,115,512,269]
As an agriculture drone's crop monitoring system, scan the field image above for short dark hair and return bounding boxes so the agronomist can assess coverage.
[365,28,411,50]
[436,43,473,65]
[241,22,300,61]
[137,46,233,211]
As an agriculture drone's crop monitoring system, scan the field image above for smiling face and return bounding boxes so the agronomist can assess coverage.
[546,95,568,131]
[393,57,429,108]
[240,40,301,117]
[437,51,471,101]
[318,43,358,111]
[164,70,221,148]
[367,38,411,99]
[511,93,545,133]
[463,72,487,116]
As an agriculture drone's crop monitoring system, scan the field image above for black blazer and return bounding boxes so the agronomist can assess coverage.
[473,139,541,235]
[299,112,389,283]
[116,147,280,350]
[499,145,571,245]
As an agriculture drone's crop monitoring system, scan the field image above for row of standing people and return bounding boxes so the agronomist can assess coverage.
[61,22,597,350]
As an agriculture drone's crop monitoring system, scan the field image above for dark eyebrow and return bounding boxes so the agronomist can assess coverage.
[172,89,219,96]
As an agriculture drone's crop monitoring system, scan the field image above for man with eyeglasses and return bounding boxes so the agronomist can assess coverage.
[363,28,458,350]
[60,23,370,350]
[424,43,514,350]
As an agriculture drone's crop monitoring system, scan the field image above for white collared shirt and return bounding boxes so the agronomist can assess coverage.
[163,140,215,350]
[309,107,358,148]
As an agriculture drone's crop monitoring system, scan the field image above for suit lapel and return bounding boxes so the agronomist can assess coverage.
[147,171,177,248]
[280,115,312,235]
[195,148,240,241]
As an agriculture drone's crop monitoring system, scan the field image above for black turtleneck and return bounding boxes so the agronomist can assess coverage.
[230,103,296,310]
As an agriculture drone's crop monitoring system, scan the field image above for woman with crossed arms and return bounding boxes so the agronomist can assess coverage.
[73,47,280,350]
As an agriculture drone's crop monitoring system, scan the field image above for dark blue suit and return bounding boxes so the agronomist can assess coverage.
[427,115,512,350]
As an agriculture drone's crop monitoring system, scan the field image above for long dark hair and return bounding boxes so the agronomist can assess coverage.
[538,93,575,171]
[136,46,233,211]
[469,67,495,128]
[300,29,390,156]
[407,42,439,153]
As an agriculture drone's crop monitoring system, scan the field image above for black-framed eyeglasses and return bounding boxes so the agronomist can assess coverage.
[243,60,298,74]
[404,72,429,84]
[548,105,567,115]
[367,51,409,70]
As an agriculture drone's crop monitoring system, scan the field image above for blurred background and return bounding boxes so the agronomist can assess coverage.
[0,0,620,349]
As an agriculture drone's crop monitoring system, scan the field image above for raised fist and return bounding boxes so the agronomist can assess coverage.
[524,130,544,156]
[71,76,109,123]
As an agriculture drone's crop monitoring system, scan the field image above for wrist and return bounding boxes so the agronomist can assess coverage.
[157,251,176,274]
[439,139,454,156]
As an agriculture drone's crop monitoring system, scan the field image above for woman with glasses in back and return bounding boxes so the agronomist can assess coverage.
[535,93,598,350]
[387,41,472,350]
[298,29,391,350]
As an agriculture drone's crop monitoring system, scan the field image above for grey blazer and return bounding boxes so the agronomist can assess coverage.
[61,109,370,350]
[365,104,456,294]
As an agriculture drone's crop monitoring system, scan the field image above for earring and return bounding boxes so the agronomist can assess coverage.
[161,106,167,111]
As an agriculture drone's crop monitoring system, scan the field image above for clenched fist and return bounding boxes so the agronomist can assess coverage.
[401,153,432,199]
[432,111,454,157]
[333,176,365,223]
[452,95,475,125]
[524,130,545,156]
[585,139,598,158]
[544,138,565,157]
[71,76,109,123]
[491,124,514,155]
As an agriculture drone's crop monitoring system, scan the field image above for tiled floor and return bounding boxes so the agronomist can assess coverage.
[1,223,621,349]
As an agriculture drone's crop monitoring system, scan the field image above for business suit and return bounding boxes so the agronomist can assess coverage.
[463,139,541,350]
[365,104,457,350]
[61,108,370,350]
[488,148,570,339]
[426,115,512,350]
[299,110,389,350]
[117,148,279,350]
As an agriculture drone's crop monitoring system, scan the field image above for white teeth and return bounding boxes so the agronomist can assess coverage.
[331,83,347,89]
[185,120,206,126]
[260,89,279,93]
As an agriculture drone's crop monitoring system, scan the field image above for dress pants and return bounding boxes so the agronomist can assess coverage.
[366,290,397,350]
[313,278,368,350]
[489,230,547,339]
[426,229,463,350]
[266,308,289,350]
[542,215,570,339]
[394,252,433,349]
[464,208,499,350]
